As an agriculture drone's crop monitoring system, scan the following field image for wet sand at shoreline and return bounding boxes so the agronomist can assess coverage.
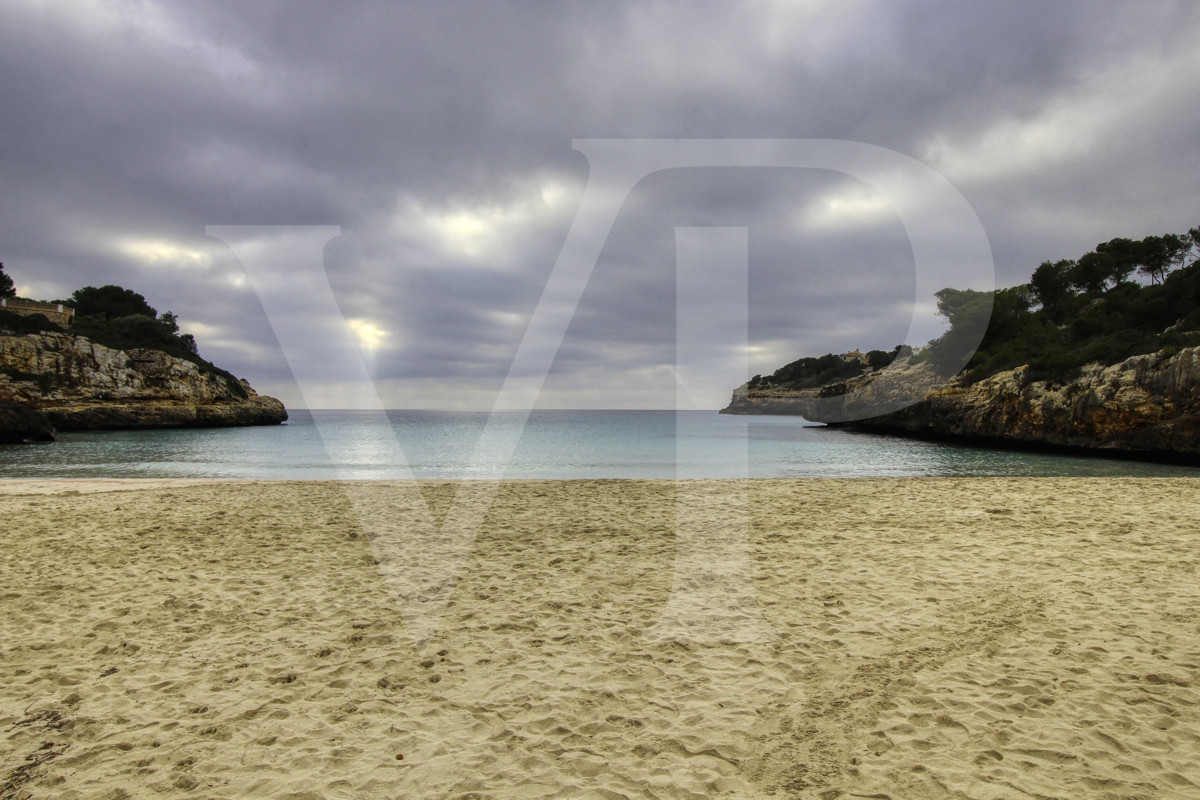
[2,478,1199,798]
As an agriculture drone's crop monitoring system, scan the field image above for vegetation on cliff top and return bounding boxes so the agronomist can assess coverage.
[0,267,247,399]
[920,225,1200,383]
[749,224,1200,391]
[0,263,16,299]
[750,346,906,391]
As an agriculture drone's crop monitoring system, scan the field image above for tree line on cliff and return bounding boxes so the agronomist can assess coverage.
[749,345,908,391]
[920,225,1200,383]
[0,264,246,398]
[748,224,1200,392]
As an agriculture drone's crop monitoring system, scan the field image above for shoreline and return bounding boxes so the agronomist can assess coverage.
[4,471,1199,494]
[4,478,1200,798]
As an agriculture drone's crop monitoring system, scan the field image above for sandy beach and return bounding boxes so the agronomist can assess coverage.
[2,478,1199,799]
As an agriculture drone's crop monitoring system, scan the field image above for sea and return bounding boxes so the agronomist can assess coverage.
[0,409,1197,480]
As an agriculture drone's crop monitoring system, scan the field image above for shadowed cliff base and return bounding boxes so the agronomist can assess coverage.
[817,418,1200,468]
[0,400,56,443]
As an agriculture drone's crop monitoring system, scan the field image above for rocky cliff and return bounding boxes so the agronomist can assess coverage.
[0,330,286,441]
[723,356,948,422]
[722,347,1200,460]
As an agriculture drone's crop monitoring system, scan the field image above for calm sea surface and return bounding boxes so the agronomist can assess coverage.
[0,409,1197,480]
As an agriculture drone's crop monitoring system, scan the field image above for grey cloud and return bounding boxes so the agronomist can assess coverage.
[2,0,1198,408]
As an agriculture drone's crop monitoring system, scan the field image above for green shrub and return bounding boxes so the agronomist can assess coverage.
[768,353,864,389]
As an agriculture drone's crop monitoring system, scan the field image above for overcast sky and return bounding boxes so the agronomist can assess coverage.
[3,0,1198,409]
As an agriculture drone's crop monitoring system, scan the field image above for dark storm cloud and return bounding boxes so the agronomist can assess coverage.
[2,0,1198,408]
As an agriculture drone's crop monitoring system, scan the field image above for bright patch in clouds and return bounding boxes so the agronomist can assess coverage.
[429,212,491,257]
[407,180,574,262]
[922,106,1103,184]
[347,319,388,351]
[799,185,891,231]
[116,238,210,268]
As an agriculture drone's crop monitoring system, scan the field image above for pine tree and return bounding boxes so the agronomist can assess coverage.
[0,263,15,298]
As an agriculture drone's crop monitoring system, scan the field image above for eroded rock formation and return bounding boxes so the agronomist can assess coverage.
[0,331,286,441]
[723,347,1200,459]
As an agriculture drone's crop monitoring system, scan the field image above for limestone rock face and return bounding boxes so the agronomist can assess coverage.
[722,347,1200,459]
[721,357,947,422]
[0,330,287,437]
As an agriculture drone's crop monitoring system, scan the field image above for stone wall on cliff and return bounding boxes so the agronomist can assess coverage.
[722,346,1200,459]
[0,330,287,436]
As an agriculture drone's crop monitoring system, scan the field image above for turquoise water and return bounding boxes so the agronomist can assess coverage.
[0,410,1196,479]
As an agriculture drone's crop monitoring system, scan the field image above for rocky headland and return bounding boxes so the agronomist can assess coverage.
[0,330,286,442]
[722,346,1200,461]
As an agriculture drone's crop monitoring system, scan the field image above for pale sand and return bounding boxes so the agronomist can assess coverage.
[2,478,1200,799]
